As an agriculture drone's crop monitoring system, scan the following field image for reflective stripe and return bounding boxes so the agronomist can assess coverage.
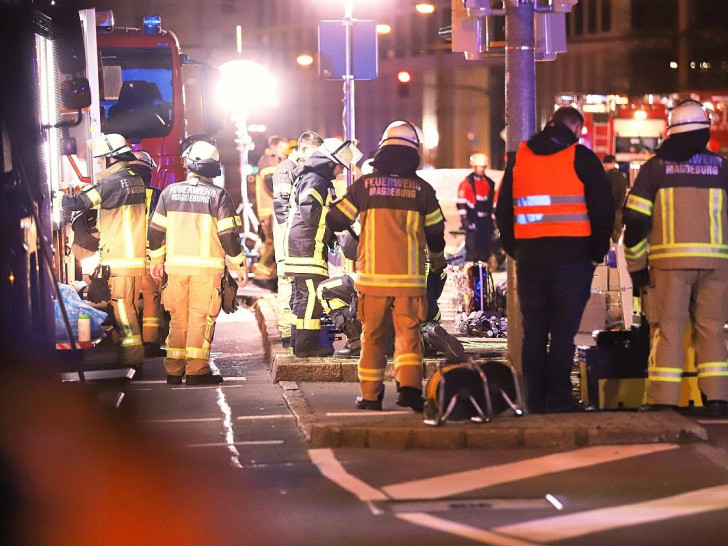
[148,245,166,261]
[295,318,321,330]
[150,211,167,228]
[304,278,317,325]
[301,187,324,205]
[625,239,648,260]
[424,208,444,227]
[227,250,246,266]
[357,272,426,288]
[143,318,162,326]
[186,347,210,360]
[514,194,585,207]
[367,209,376,271]
[516,212,589,224]
[273,182,292,195]
[649,243,728,260]
[648,366,683,383]
[394,353,421,368]
[709,189,723,245]
[625,193,653,216]
[286,264,328,275]
[167,347,186,359]
[697,362,728,377]
[406,210,419,276]
[116,298,133,338]
[336,198,358,221]
[120,335,142,347]
[217,216,237,232]
[83,187,102,207]
[358,367,386,382]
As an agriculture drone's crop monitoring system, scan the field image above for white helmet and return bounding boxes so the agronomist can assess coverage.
[131,150,155,168]
[379,120,423,151]
[469,152,488,168]
[182,139,221,178]
[667,100,711,136]
[90,133,132,158]
[318,138,362,170]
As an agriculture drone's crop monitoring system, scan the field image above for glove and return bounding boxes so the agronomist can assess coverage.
[430,254,448,271]
[630,268,650,297]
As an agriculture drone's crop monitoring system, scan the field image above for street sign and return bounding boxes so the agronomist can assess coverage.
[318,19,378,80]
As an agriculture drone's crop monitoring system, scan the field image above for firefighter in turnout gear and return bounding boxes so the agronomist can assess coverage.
[148,140,248,385]
[130,150,165,358]
[62,133,147,368]
[496,107,614,414]
[457,152,496,263]
[287,137,361,357]
[272,131,323,344]
[255,136,289,287]
[326,121,447,412]
[623,100,728,416]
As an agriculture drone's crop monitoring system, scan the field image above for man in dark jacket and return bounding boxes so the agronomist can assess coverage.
[287,137,360,357]
[603,154,629,242]
[457,152,496,263]
[495,107,614,413]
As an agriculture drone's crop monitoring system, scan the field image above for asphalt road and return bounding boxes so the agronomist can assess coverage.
[37,305,728,545]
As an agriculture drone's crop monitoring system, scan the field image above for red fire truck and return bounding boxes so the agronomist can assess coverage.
[556,92,728,180]
[96,10,222,189]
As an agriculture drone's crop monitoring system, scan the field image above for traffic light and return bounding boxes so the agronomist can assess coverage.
[397,70,411,98]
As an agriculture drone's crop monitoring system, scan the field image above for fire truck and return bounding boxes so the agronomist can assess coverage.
[556,92,728,181]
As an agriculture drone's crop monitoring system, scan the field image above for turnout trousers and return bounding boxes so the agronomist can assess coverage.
[357,294,427,401]
[140,273,163,345]
[273,219,294,336]
[109,275,144,366]
[292,273,327,354]
[648,268,728,404]
[163,273,223,377]
[517,261,594,413]
[256,214,277,280]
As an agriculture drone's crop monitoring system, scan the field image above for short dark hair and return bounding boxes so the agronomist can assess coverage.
[298,131,323,148]
[549,106,584,128]
[602,154,616,164]
[268,135,287,147]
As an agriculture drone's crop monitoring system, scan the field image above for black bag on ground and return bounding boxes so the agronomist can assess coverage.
[87,265,111,303]
[221,268,239,314]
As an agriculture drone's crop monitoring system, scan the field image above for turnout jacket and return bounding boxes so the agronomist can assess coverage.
[623,129,728,272]
[148,173,245,276]
[286,152,336,276]
[256,150,282,218]
[457,172,495,230]
[62,161,147,276]
[326,145,446,297]
[272,151,301,226]
[495,122,614,267]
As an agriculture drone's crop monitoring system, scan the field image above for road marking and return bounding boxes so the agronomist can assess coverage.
[698,419,728,425]
[309,448,389,502]
[396,513,538,546]
[382,444,678,500]
[187,440,284,447]
[133,377,245,385]
[144,418,222,423]
[325,411,411,417]
[171,385,243,390]
[236,414,295,420]
[492,484,728,543]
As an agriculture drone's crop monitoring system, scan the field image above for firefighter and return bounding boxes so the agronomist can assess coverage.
[254,135,289,289]
[326,121,447,412]
[129,150,165,358]
[148,140,248,385]
[61,133,147,369]
[457,152,496,263]
[495,107,614,414]
[272,131,323,345]
[287,137,360,357]
[602,154,629,242]
[623,100,728,416]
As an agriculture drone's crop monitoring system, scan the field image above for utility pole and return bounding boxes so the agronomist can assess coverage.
[504,0,536,376]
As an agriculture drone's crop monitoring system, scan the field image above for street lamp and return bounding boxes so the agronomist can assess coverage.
[415,2,436,14]
[217,59,278,233]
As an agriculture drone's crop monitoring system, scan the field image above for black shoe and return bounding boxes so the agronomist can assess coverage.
[144,343,167,358]
[166,374,183,385]
[185,373,224,385]
[396,387,424,412]
[355,393,383,411]
[334,339,361,358]
[706,400,728,417]
[294,346,334,358]
[639,403,677,412]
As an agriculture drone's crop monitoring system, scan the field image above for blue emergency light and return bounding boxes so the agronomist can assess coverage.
[143,16,162,35]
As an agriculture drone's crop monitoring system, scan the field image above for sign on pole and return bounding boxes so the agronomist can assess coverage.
[318,20,378,80]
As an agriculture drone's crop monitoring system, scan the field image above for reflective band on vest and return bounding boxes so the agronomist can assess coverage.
[512,142,591,239]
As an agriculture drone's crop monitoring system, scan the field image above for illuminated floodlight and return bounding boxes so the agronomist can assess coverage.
[297,54,314,67]
[415,3,435,14]
[218,59,279,114]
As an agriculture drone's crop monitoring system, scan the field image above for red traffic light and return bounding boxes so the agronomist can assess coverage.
[397,71,412,84]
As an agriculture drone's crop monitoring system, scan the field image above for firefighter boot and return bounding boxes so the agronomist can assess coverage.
[356,391,384,411]
[331,309,362,357]
[293,328,333,358]
[421,321,467,362]
[396,387,425,412]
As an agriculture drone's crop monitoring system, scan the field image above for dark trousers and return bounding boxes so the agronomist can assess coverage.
[465,223,492,263]
[517,261,594,413]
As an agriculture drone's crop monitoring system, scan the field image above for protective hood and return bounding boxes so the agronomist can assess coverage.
[526,121,579,155]
[655,128,710,162]
[371,145,420,177]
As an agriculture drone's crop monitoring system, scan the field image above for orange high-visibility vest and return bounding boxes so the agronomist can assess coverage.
[512,142,591,239]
